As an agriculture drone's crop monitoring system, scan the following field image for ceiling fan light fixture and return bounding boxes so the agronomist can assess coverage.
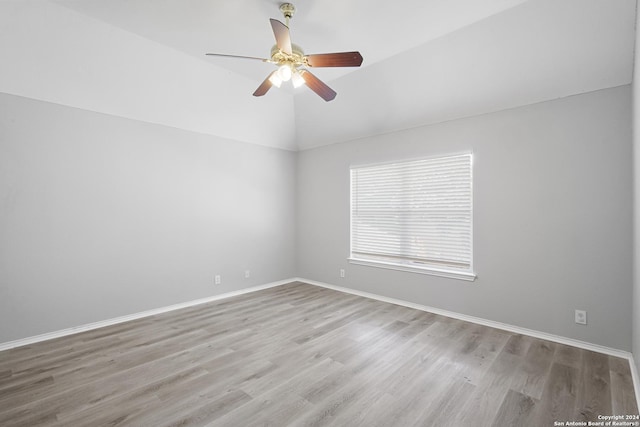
[268,72,283,88]
[291,70,305,88]
[277,64,292,82]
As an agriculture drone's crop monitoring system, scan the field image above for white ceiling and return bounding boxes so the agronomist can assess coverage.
[0,0,636,151]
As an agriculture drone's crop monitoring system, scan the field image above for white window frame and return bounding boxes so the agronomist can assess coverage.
[349,153,476,281]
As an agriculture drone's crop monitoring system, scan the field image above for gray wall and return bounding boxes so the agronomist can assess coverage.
[1,84,634,353]
[633,3,640,372]
[0,93,296,343]
[297,85,633,351]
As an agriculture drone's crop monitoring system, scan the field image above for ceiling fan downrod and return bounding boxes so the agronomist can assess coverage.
[280,3,295,26]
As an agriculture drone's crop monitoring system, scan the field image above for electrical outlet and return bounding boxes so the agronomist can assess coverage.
[214,275,221,285]
[575,309,587,325]
[245,270,250,279]
[340,268,345,278]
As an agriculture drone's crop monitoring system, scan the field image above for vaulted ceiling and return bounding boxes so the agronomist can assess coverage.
[0,0,635,151]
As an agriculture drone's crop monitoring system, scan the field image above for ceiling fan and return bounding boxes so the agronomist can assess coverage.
[206,3,363,102]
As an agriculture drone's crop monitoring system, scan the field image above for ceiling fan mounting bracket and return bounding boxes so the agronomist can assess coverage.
[279,3,296,21]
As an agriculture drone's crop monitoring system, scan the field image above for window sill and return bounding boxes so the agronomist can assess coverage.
[348,257,477,282]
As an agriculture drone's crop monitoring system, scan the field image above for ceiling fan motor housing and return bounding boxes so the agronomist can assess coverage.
[270,43,306,67]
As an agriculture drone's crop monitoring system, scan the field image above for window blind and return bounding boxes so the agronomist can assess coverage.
[350,153,472,272]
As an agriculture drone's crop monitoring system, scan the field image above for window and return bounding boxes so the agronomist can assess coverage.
[350,153,475,281]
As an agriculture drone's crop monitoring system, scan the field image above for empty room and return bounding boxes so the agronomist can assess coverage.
[2,0,640,426]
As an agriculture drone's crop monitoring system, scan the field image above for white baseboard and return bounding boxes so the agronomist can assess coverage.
[295,277,633,360]
[300,277,640,409]
[630,354,640,413]
[3,275,639,412]
[0,278,296,352]
[2,276,636,378]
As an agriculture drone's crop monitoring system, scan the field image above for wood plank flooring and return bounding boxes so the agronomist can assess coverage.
[0,281,637,426]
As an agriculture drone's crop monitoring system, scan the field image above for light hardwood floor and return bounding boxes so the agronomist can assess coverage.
[0,281,637,426]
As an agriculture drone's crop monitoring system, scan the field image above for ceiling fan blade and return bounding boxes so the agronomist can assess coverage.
[306,51,363,67]
[253,71,277,97]
[270,19,292,55]
[299,70,337,102]
[206,53,270,62]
